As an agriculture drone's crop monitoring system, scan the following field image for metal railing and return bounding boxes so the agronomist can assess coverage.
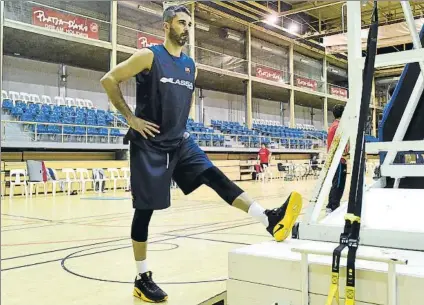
[1,120,126,145]
[1,118,325,151]
[195,46,248,74]
[191,131,325,150]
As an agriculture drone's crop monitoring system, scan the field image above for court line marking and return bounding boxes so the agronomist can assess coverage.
[59,221,259,285]
[1,217,247,263]
[2,219,256,271]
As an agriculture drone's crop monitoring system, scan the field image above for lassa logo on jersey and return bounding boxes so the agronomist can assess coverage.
[160,77,193,90]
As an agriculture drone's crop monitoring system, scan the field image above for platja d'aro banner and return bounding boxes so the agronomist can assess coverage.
[137,33,164,49]
[32,7,99,40]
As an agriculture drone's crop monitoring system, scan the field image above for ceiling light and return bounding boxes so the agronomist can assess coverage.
[137,5,161,16]
[195,23,209,31]
[261,46,272,52]
[265,14,278,25]
[227,33,241,41]
[288,23,299,33]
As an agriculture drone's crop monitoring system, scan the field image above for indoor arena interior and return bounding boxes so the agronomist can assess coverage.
[1,1,423,305]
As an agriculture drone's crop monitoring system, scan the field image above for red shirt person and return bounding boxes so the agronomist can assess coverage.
[326,104,348,213]
[327,119,348,164]
[258,144,271,169]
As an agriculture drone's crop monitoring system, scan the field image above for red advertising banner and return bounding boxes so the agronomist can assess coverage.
[255,65,284,82]
[32,7,99,39]
[330,86,348,98]
[295,77,318,91]
[137,32,164,49]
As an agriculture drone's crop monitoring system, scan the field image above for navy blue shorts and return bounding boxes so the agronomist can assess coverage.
[130,135,213,210]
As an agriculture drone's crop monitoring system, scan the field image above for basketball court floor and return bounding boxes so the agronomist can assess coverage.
[1,174,374,305]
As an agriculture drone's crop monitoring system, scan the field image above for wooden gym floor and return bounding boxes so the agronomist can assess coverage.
[1,175,373,305]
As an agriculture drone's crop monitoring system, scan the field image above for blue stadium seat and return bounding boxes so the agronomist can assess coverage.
[48,124,61,134]
[87,127,98,135]
[74,126,86,135]
[11,106,24,117]
[63,126,74,135]
[99,128,108,136]
[21,113,34,122]
[36,125,48,134]
[2,99,14,111]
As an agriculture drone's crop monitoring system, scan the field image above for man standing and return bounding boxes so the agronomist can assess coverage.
[101,5,303,303]
[326,104,348,214]
[258,143,271,169]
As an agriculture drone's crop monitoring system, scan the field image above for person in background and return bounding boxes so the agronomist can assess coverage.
[258,143,271,169]
[326,104,349,214]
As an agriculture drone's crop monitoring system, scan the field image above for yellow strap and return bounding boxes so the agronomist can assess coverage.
[325,272,340,305]
[344,213,361,223]
[345,286,356,305]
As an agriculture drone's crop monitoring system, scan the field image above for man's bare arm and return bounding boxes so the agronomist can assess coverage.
[100,49,153,120]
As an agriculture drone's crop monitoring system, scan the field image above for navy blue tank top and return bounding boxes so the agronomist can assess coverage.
[128,44,196,151]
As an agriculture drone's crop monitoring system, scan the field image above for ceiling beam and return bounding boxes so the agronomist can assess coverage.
[229,1,268,17]
[196,3,348,67]
[246,1,276,14]
[278,1,345,17]
[213,1,260,21]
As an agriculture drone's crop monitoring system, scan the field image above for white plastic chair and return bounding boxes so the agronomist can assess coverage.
[121,167,130,190]
[9,169,28,198]
[75,168,94,194]
[65,97,76,107]
[85,99,94,108]
[1,90,8,101]
[62,168,80,195]
[107,168,126,192]
[54,96,65,106]
[75,98,86,108]
[29,94,41,104]
[8,91,21,102]
[261,164,273,182]
[28,179,47,197]
[19,92,31,103]
[47,168,62,197]
[92,169,109,193]
[41,95,52,105]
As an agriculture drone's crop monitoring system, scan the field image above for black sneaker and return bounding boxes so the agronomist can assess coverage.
[133,271,168,303]
[265,191,303,242]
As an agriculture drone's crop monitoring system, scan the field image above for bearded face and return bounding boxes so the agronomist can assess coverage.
[169,24,188,46]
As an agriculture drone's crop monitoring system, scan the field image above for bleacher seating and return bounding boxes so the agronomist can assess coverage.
[187,118,224,147]
[2,90,327,151]
[210,119,327,149]
[2,91,126,143]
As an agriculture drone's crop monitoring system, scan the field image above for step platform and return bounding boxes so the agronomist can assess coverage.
[227,239,424,305]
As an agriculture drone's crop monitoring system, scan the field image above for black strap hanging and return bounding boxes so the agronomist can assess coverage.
[326,2,379,305]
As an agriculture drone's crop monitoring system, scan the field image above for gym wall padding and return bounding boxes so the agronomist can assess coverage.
[378,24,424,189]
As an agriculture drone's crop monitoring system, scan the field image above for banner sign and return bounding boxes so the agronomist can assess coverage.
[255,65,284,82]
[32,7,99,39]
[330,86,348,98]
[137,32,164,49]
[295,77,318,91]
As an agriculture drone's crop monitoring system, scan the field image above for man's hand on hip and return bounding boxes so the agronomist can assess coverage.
[128,115,160,139]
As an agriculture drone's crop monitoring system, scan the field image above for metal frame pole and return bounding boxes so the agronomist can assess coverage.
[0,1,4,96]
[245,26,252,129]
[109,1,118,112]
[382,1,424,171]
